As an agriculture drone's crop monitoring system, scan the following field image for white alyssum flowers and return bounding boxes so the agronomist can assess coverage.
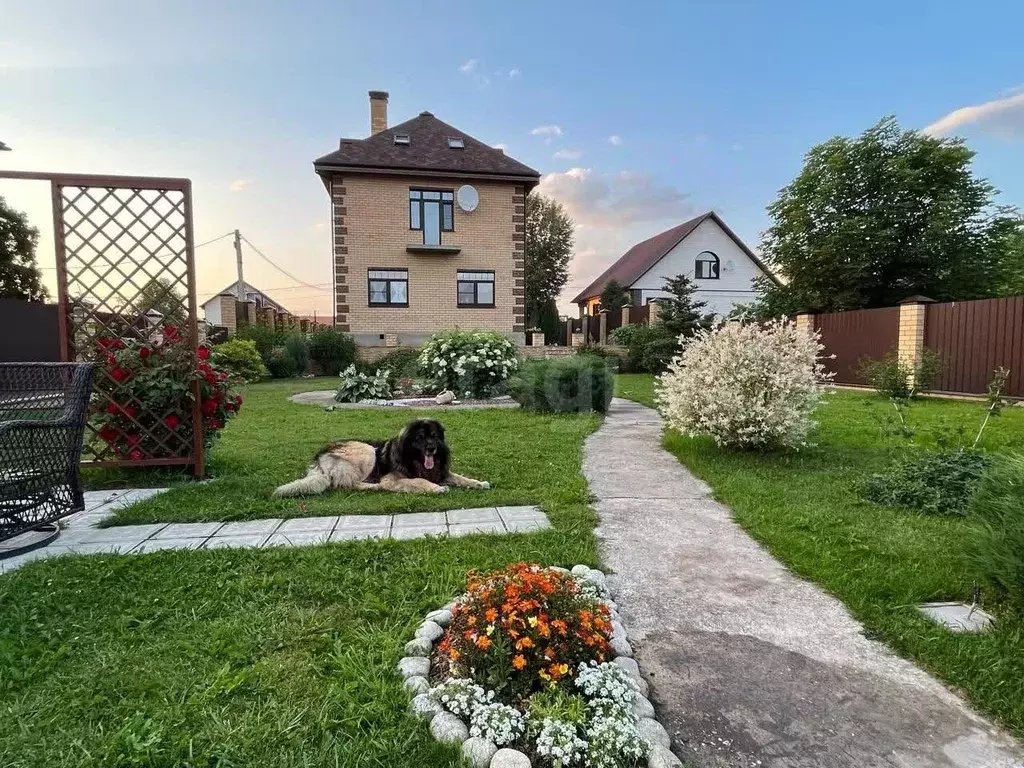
[585,715,649,768]
[429,678,491,718]
[469,701,526,746]
[657,319,834,450]
[534,717,587,766]
[574,661,637,710]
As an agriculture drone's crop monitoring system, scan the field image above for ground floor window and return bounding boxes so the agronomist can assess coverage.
[368,268,409,306]
[457,270,495,307]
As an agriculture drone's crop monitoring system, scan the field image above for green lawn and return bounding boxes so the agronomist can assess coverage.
[616,374,1024,737]
[97,378,598,526]
[0,378,601,768]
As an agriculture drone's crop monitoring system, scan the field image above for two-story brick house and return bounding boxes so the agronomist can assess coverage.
[313,91,540,349]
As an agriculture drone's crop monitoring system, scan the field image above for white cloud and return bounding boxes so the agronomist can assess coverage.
[229,179,252,192]
[608,135,623,146]
[508,68,521,78]
[459,59,478,73]
[553,149,584,160]
[492,142,508,151]
[531,124,563,137]
[923,91,1024,139]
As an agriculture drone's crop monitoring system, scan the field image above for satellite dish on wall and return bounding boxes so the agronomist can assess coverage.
[457,185,479,212]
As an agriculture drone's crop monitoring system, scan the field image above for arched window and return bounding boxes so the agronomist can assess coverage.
[695,251,720,279]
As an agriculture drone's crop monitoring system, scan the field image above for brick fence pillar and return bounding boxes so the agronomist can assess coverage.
[621,305,631,326]
[794,311,816,335]
[897,296,935,379]
[529,328,545,347]
[648,301,661,326]
[598,310,609,345]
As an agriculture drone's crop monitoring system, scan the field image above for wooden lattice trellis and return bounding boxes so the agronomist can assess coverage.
[0,172,204,476]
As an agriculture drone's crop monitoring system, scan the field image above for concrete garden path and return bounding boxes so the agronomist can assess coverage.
[0,488,550,575]
[587,398,1024,768]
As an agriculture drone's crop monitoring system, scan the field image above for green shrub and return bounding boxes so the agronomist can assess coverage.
[968,454,1024,608]
[608,324,674,373]
[859,349,941,398]
[360,349,422,391]
[284,333,310,374]
[574,345,620,372]
[419,329,519,398]
[266,350,298,379]
[863,449,990,516]
[335,364,392,403]
[508,356,614,413]
[639,336,679,374]
[237,325,287,365]
[308,327,357,376]
[211,338,267,382]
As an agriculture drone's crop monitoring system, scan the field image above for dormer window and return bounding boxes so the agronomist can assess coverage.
[394,134,410,145]
[695,251,720,279]
[447,137,465,149]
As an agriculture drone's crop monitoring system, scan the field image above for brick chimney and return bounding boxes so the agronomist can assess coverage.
[369,90,389,135]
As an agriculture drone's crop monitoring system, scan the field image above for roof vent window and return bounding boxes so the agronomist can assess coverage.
[394,134,410,145]
[447,137,465,149]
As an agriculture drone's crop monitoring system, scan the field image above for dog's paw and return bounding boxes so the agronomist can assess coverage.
[478,481,491,490]
[432,485,449,494]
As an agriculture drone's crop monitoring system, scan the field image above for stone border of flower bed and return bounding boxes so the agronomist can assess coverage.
[289,391,520,409]
[397,565,682,768]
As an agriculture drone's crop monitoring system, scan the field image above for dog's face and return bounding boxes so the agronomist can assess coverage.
[402,419,446,470]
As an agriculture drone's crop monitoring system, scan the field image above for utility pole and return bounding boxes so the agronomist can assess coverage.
[233,229,245,300]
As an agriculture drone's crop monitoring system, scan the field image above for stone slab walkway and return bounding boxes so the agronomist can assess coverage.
[0,488,550,575]
[587,398,1024,768]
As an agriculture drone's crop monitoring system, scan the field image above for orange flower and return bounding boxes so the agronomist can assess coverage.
[512,654,527,670]
[449,648,461,661]
[515,636,535,650]
[476,635,492,650]
[552,619,568,635]
[485,607,498,623]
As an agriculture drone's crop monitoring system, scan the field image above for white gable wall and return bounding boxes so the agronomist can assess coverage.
[629,218,766,317]
[202,296,222,325]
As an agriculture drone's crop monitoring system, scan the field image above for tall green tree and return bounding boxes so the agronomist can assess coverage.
[599,279,629,310]
[996,217,1024,296]
[757,117,1018,313]
[0,195,47,302]
[134,277,186,326]
[655,274,714,338]
[525,193,574,326]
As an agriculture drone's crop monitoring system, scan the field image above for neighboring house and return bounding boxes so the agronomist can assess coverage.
[313,91,540,347]
[202,281,290,327]
[572,211,778,318]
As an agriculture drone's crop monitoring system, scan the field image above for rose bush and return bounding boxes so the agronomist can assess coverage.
[418,329,518,398]
[92,324,242,460]
[657,319,833,450]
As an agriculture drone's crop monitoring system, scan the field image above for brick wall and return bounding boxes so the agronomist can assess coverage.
[331,173,523,345]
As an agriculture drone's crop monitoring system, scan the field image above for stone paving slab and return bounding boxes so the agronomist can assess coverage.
[589,398,1024,768]
[0,486,551,574]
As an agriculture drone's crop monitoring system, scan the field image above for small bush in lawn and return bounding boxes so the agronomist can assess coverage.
[508,356,614,413]
[863,449,990,516]
[608,324,674,373]
[657,319,833,450]
[574,345,620,372]
[284,333,310,374]
[308,327,356,375]
[418,329,518,398]
[968,454,1024,608]
[266,349,298,379]
[334,364,391,403]
[236,325,286,365]
[639,336,679,374]
[436,563,613,698]
[360,349,422,391]
[859,349,941,399]
[211,338,267,382]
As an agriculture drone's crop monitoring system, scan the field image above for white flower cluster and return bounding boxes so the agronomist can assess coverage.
[429,678,492,718]
[418,329,519,398]
[657,319,835,450]
[534,717,587,766]
[573,573,609,602]
[574,661,637,710]
[469,701,525,746]
[584,716,649,768]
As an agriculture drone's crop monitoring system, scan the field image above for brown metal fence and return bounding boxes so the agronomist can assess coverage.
[926,296,1024,398]
[814,306,900,385]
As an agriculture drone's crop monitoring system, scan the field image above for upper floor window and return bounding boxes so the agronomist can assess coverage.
[457,270,495,307]
[695,251,720,280]
[368,268,409,307]
[394,134,410,145]
[447,137,465,149]
[409,189,454,245]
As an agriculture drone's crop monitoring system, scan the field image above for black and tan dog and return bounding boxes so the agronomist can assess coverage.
[272,418,490,497]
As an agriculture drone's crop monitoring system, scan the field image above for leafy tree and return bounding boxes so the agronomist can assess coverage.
[536,298,562,344]
[655,274,714,338]
[525,193,574,327]
[0,195,47,301]
[757,117,1018,313]
[599,279,629,311]
[996,216,1024,296]
[134,277,186,325]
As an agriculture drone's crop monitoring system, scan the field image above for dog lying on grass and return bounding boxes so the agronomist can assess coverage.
[272,418,490,497]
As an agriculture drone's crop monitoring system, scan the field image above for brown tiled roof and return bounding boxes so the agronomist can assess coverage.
[571,211,779,303]
[314,112,540,185]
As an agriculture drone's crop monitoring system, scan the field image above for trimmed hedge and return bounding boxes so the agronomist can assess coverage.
[508,356,614,413]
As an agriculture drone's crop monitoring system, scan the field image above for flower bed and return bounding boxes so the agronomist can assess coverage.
[398,564,680,768]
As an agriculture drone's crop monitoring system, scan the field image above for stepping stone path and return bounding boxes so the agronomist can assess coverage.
[0,489,550,575]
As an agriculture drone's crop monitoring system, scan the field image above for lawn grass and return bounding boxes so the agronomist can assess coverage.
[0,377,601,767]
[616,374,1024,736]
[97,377,598,526]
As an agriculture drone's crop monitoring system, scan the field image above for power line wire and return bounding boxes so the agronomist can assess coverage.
[194,231,235,249]
[240,234,324,290]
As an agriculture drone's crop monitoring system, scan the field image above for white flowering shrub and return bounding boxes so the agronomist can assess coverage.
[469,701,526,746]
[429,678,491,718]
[418,329,519,398]
[574,661,636,710]
[534,718,587,766]
[657,320,834,450]
[585,715,649,768]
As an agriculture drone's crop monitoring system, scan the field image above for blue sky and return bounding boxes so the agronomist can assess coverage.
[2,0,1023,316]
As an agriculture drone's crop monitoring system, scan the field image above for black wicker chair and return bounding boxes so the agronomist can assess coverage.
[0,363,94,551]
